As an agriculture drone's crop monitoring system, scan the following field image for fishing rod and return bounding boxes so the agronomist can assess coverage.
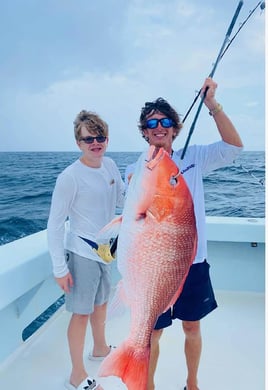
[180,1,265,160]
[182,1,265,125]
[110,2,264,258]
[220,1,265,61]
[180,0,244,160]
[182,1,265,126]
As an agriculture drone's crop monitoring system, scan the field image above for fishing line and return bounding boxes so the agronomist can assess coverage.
[238,163,265,186]
[180,1,265,160]
[180,1,244,160]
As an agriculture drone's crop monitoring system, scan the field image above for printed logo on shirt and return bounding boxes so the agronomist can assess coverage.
[181,164,195,175]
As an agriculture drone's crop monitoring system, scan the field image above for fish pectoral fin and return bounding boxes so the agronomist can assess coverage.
[97,215,123,240]
[95,216,123,261]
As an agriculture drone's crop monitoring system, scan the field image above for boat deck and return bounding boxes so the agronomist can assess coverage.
[0,289,264,390]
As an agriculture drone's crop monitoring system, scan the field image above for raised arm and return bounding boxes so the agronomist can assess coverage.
[202,77,243,147]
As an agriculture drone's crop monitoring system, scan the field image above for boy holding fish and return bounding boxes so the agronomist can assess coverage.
[126,77,243,390]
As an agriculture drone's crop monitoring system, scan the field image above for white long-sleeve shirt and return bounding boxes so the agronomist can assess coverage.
[125,141,243,264]
[47,157,125,278]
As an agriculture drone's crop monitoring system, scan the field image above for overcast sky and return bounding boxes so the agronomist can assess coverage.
[0,0,265,152]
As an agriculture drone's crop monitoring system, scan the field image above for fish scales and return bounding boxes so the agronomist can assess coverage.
[99,146,197,389]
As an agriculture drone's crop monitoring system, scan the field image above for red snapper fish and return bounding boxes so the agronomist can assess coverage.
[98,145,197,390]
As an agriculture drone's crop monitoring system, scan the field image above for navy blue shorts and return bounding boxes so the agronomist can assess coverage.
[154,260,217,329]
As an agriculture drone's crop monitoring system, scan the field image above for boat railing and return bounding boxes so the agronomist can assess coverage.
[0,216,265,365]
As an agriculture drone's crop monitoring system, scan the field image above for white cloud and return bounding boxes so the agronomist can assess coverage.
[0,0,265,151]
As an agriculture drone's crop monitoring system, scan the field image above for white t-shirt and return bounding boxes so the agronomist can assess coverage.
[47,157,125,277]
[125,141,243,264]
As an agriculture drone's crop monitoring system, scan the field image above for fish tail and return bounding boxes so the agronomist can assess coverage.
[98,340,150,390]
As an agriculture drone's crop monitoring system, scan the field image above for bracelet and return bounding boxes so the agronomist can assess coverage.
[209,103,223,116]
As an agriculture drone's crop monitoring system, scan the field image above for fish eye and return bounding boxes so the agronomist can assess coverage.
[170,176,177,185]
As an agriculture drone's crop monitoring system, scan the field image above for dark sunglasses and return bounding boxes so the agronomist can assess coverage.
[146,118,174,129]
[79,136,107,144]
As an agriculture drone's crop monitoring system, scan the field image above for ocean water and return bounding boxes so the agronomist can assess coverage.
[0,150,265,246]
[0,150,265,339]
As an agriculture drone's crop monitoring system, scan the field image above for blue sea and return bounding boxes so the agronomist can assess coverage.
[0,151,265,338]
[0,150,265,246]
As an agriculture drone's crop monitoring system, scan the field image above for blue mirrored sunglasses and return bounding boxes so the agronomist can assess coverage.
[146,118,174,129]
[79,136,107,144]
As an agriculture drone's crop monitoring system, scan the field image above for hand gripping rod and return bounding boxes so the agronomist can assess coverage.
[180,1,244,160]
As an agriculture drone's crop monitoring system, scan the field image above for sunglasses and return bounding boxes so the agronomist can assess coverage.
[79,136,107,144]
[146,118,174,129]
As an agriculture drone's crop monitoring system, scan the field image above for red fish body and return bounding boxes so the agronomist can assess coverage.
[99,146,197,389]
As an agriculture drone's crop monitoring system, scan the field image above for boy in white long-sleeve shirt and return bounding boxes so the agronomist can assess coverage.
[47,110,125,390]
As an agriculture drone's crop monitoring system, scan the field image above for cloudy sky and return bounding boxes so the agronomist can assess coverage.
[0,0,265,152]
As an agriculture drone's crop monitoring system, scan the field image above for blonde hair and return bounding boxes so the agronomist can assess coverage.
[73,110,108,141]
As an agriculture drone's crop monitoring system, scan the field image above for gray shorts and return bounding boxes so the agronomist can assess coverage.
[65,250,112,315]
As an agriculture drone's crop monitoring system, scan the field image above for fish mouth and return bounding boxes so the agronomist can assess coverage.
[151,146,161,159]
[145,146,180,186]
[145,146,165,170]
